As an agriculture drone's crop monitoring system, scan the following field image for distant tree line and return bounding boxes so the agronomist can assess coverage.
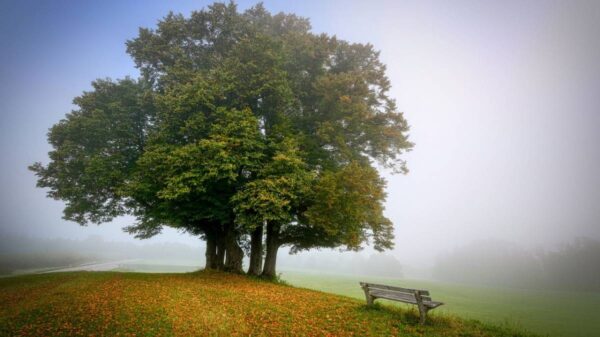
[433,238,600,291]
[30,3,411,278]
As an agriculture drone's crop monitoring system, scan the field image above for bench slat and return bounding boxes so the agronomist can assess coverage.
[369,289,416,297]
[370,290,417,302]
[372,293,419,304]
[369,292,443,308]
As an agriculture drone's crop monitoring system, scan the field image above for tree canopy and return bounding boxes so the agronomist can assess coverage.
[31,2,412,277]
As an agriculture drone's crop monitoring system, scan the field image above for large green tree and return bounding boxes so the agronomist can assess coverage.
[31,2,412,278]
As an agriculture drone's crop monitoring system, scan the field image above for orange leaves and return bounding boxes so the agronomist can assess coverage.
[1,271,375,336]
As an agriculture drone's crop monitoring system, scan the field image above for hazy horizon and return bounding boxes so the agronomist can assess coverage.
[1,0,599,270]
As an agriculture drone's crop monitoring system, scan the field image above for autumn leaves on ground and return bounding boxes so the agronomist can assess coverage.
[0,271,538,337]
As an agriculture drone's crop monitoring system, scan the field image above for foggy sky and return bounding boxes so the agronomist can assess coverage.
[1,0,599,268]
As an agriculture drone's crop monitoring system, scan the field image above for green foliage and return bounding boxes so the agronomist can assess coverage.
[303,162,394,251]
[155,107,265,200]
[232,139,313,230]
[123,106,265,237]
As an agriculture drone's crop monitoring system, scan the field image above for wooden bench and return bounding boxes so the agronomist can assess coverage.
[359,282,443,324]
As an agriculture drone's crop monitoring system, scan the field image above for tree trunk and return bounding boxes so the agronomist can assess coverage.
[205,234,217,270]
[215,236,226,270]
[247,225,263,276]
[224,225,244,273]
[261,222,280,279]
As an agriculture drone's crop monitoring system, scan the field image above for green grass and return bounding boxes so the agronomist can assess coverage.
[0,271,544,336]
[280,270,600,337]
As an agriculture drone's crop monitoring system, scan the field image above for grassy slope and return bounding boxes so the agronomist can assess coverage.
[0,271,540,337]
[281,270,600,337]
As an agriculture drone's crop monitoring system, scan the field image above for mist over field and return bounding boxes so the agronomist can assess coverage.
[1,0,599,296]
[2,230,599,294]
[0,231,406,277]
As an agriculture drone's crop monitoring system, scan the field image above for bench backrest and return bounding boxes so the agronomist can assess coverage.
[360,282,432,301]
[360,282,429,295]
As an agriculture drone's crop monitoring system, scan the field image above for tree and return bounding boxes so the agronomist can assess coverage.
[31,2,413,277]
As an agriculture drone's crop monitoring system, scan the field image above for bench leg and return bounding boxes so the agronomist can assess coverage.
[362,288,374,306]
[415,290,429,325]
[418,306,429,325]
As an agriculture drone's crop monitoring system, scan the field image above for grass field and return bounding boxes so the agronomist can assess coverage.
[280,270,600,337]
[0,271,543,337]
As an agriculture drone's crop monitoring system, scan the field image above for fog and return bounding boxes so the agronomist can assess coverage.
[433,237,600,290]
[0,232,405,278]
[1,1,599,287]
[2,232,599,291]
